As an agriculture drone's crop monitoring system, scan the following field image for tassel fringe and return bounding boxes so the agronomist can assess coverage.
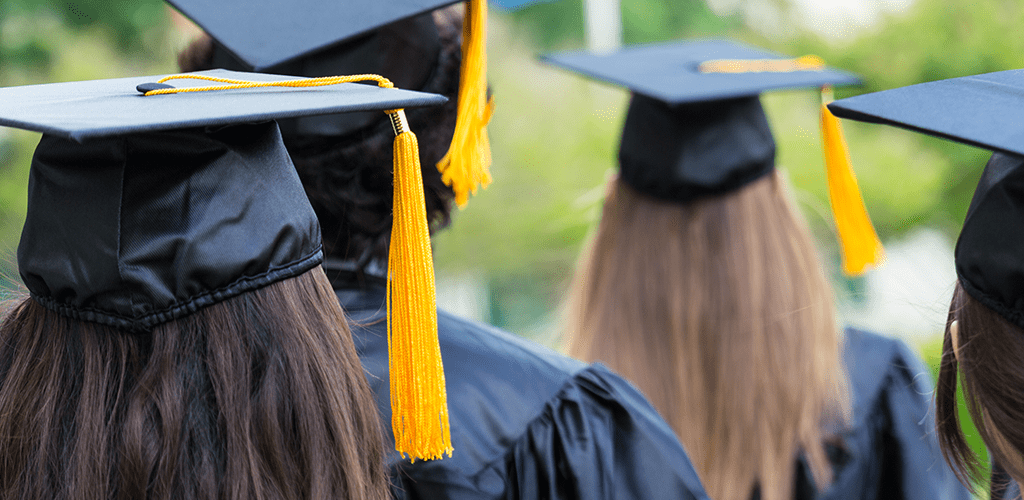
[436,0,493,207]
[388,128,453,461]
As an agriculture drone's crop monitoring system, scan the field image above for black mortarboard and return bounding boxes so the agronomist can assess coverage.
[543,40,859,200]
[0,69,454,461]
[0,69,445,142]
[166,0,551,71]
[168,0,546,207]
[828,71,1024,328]
[544,39,884,275]
[0,69,444,331]
[166,0,461,72]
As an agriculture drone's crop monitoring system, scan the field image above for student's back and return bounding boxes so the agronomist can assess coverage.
[175,5,711,499]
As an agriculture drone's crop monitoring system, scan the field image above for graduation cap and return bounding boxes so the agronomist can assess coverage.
[167,0,545,207]
[543,39,884,275]
[0,69,453,461]
[828,70,1024,329]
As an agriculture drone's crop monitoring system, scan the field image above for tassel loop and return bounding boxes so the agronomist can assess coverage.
[388,110,453,461]
[820,88,885,275]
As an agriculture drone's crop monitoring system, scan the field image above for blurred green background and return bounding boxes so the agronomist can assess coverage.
[0,0,1008,491]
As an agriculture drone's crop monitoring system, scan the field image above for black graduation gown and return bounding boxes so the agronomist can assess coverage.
[335,281,710,500]
[991,464,1020,499]
[792,328,971,500]
[997,480,1020,499]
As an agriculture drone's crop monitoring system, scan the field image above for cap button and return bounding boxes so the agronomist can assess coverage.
[136,82,175,94]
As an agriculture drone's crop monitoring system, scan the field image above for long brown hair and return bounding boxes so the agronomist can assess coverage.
[0,266,388,500]
[937,282,1024,494]
[565,171,848,500]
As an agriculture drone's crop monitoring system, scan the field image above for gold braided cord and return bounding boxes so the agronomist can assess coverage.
[698,55,826,74]
[388,130,452,462]
[143,73,396,96]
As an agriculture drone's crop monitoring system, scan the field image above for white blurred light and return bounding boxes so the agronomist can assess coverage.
[840,228,957,340]
[584,0,623,53]
[705,0,917,39]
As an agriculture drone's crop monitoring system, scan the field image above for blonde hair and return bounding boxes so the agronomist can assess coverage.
[565,171,848,500]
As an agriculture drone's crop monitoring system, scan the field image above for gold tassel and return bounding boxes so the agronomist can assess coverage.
[436,0,494,207]
[387,109,452,461]
[820,88,884,275]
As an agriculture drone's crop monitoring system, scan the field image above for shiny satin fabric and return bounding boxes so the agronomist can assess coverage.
[618,94,776,203]
[210,13,442,140]
[955,152,1024,330]
[790,329,971,500]
[333,280,710,500]
[19,121,322,331]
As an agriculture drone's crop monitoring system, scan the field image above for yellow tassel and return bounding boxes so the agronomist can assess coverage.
[436,0,493,207]
[387,110,452,461]
[820,88,884,275]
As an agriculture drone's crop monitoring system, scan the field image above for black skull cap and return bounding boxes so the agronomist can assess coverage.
[0,69,446,331]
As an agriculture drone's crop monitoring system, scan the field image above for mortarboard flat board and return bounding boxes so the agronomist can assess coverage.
[0,69,446,141]
[827,69,1024,157]
[542,39,860,104]
[166,0,553,72]
[166,0,463,71]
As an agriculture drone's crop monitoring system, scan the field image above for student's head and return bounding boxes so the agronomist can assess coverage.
[0,73,453,496]
[177,8,466,264]
[0,125,389,497]
[934,151,1024,491]
[550,41,874,500]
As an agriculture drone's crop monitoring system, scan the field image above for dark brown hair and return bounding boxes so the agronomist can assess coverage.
[0,267,388,500]
[177,8,463,264]
[937,281,1024,494]
[565,172,848,500]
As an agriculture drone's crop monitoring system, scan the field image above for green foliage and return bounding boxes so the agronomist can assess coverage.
[501,0,741,49]
[1,0,169,79]
[0,2,180,275]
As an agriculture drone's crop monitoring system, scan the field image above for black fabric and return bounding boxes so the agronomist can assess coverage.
[336,281,710,500]
[167,0,462,71]
[542,40,860,106]
[210,13,442,139]
[789,329,971,500]
[618,94,775,203]
[955,153,1024,330]
[991,463,1020,500]
[996,480,1021,500]
[18,121,322,331]
[827,69,1024,159]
